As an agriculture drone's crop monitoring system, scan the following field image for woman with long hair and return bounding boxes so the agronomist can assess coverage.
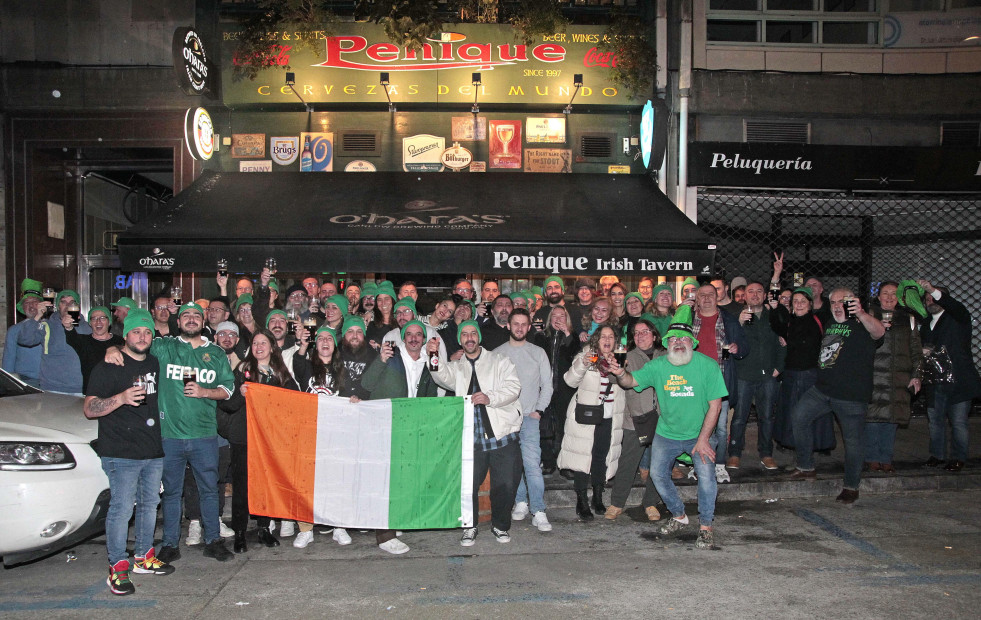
[288,325,361,548]
[770,287,835,453]
[558,325,626,521]
[608,282,628,324]
[357,282,378,322]
[580,296,616,341]
[234,295,257,348]
[647,284,676,340]
[367,282,398,347]
[533,306,582,475]
[607,317,664,522]
[217,329,299,554]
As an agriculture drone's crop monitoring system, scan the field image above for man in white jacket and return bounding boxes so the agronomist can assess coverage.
[428,320,522,547]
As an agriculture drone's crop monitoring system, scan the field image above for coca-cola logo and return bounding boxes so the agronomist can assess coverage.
[233,44,292,68]
[583,47,617,68]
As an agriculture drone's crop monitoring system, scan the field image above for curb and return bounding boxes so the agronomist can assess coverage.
[543,470,981,507]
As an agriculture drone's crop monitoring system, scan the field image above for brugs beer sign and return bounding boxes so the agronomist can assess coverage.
[221,24,647,107]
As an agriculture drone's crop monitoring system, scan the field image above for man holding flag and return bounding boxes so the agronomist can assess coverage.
[429,320,522,546]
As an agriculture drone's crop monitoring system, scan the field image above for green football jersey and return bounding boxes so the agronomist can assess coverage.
[150,336,234,439]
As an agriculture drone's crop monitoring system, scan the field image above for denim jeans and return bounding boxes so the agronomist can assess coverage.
[649,434,717,526]
[730,377,778,458]
[928,389,971,461]
[101,457,164,565]
[863,422,897,464]
[161,436,220,546]
[792,387,866,489]
[515,416,547,514]
[711,400,730,465]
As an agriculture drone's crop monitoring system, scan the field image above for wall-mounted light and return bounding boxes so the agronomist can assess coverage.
[380,72,395,112]
[563,73,584,115]
[285,72,312,112]
[471,72,481,114]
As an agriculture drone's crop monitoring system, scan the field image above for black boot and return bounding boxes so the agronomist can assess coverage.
[576,489,594,521]
[257,527,280,548]
[592,484,606,514]
[234,531,247,553]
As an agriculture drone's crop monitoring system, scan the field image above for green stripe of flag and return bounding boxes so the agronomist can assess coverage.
[388,396,465,529]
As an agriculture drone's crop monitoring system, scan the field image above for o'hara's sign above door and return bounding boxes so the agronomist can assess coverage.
[221,24,648,108]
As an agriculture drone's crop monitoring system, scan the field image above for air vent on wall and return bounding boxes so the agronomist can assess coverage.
[576,133,615,161]
[337,131,381,156]
[744,120,810,144]
[941,121,980,147]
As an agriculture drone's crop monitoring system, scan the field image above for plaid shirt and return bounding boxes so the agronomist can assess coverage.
[693,312,730,373]
[468,353,516,451]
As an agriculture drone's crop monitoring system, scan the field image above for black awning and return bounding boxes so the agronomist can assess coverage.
[118,170,715,276]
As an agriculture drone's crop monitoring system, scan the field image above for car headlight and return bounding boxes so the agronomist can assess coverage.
[0,442,77,470]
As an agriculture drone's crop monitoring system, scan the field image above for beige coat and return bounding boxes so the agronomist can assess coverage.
[557,348,625,478]
[431,347,522,439]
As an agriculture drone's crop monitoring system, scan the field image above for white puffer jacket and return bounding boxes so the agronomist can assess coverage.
[556,348,625,478]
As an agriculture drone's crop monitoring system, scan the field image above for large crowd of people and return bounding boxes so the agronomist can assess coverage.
[3,257,979,596]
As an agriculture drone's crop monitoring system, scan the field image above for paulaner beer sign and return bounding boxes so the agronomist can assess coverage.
[221,24,647,108]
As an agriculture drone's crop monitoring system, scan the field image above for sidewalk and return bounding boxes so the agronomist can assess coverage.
[544,414,981,507]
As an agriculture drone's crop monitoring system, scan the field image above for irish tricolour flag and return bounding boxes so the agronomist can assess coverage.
[245,384,474,529]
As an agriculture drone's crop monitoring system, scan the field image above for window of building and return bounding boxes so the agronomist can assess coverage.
[707,0,890,45]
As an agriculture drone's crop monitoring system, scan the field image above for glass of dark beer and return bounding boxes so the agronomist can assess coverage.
[613,345,628,368]
[217,258,228,278]
[171,286,183,308]
[67,302,81,326]
[182,367,196,386]
[42,287,56,319]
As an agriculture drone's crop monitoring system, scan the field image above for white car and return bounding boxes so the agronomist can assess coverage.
[0,369,110,566]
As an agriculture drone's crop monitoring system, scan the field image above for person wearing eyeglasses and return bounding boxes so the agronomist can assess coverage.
[452,278,475,302]
[64,305,125,394]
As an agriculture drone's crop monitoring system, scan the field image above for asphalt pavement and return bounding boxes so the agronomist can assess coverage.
[1,415,979,618]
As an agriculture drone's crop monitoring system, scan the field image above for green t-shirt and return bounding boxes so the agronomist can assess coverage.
[150,336,234,439]
[631,352,728,441]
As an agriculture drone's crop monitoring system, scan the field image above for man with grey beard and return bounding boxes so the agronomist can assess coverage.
[611,305,727,550]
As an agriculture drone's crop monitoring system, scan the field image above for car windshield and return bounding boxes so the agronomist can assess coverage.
[0,369,41,397]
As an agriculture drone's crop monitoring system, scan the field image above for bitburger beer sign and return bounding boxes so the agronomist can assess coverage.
[221,24,645,108]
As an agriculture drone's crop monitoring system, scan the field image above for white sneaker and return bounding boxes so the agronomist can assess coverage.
[531,511,552,532]
[186,520,203,546]
[378,538,409,555]
[460,527,478,547]
[218,521,235,538]
[268,520,276,533]
[293,530,314,548]
[715,464,731,483]
[279,520,295,537]
[511,501,529,521]
[332,528,352,546]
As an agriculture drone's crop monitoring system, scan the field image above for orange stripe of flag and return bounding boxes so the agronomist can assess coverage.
[245,384,318,523]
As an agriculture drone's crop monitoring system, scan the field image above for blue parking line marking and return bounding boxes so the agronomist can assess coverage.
[429,592,589,605]
[0,580,156,611]
[795,508,895,561]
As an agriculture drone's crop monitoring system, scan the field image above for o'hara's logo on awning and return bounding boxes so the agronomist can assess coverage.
[139,248,176,269]
[317,32,566,72]
[329,213,505,228]
[710,152,813,175]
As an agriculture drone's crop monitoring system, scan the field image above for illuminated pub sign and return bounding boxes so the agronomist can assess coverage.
[221,24,645,108]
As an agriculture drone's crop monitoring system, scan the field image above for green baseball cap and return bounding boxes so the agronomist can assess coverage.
[111,296,137,309]
[178,301,204,317]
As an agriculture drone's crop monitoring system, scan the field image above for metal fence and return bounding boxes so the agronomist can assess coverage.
[696,189,981,371]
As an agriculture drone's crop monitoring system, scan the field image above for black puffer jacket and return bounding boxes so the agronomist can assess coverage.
[867,306,922,425]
